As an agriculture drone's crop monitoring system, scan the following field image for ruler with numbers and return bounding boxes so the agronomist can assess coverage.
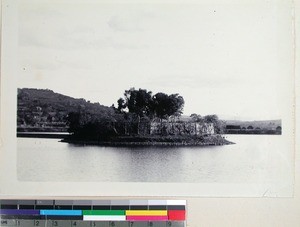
[0,200,186,227]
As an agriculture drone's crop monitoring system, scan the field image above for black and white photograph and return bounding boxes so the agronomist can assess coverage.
[0,0,295,197]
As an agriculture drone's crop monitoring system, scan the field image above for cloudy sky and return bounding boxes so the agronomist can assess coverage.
[17,0,293,120]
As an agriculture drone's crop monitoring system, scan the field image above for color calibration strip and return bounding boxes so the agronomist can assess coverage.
[0,200,186,226]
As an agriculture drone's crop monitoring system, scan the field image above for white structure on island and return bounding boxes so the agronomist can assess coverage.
[150,121,215,136]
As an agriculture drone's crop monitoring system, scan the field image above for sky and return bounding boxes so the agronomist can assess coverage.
[17,0,293,120]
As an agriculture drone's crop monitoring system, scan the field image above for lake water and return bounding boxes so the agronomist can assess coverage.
[17,135,293,184]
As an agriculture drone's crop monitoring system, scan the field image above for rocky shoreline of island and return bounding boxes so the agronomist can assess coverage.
[61,134,234,147]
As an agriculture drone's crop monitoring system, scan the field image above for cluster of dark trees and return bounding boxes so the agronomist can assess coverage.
[117,88,185,120]
[67,112,121,140]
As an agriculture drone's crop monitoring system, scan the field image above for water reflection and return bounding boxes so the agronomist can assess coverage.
[17,135,293,185]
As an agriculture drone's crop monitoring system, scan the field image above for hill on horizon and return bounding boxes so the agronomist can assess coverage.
[17,88,115,131]
[225,119,281,130]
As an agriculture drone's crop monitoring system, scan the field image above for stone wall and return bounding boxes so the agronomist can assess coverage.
[150,122,215,136]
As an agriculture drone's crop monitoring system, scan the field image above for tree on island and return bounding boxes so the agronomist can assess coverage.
[117,88,153,118]
[152,93,184,120]
[66,110,119,140]
[117,88,185,121]
[190,113,204,123]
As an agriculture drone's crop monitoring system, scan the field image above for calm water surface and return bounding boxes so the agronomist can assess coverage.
[17,135,293,183]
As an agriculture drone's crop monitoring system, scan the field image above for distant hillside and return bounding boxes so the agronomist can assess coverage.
[225,119,281,129]
[17,88,115,132]
[224,119,282,134]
